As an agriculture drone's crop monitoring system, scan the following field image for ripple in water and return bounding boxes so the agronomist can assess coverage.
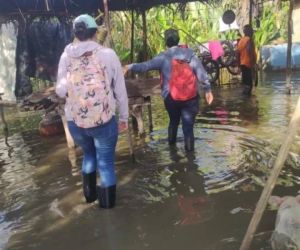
[133,122,300,204]
[0,132,73,249]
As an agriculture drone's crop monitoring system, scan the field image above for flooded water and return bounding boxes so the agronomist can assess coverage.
[1,72,300,250]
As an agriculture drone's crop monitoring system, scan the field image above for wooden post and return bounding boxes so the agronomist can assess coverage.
[275,0,282,12]
[147,97,153,132]
[0,96,8,139]
[240,94,300,250]
[61,114,75,149]
[45,0,50,11]
[102,0,113,48]
[126,123,135,162]
[130,10,135,79]
[0,95,13,148]
[141,10,148,79]
[141,10,148,61]
[286,0,294,94]
[68,148,78,175]
[130,10,135,64]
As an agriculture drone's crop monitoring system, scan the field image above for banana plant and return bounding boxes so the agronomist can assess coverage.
[254,3,288,49]
[109,1,289,64]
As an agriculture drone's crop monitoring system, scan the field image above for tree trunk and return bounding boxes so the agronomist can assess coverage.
[275,0,282,12]
[102,0,113,48]
[237,0,250,34]
[249,0,253,26]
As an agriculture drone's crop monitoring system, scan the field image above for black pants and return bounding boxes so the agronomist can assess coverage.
[241,65,253,95]
[164,95,199,139]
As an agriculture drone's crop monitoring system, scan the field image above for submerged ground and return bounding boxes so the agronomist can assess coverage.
[1,72,300,250]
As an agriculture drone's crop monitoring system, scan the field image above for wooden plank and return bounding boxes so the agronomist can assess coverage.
[0,101,17,107]
[240,93,300,250]
[125,78,160,97]
[14,79,160,105]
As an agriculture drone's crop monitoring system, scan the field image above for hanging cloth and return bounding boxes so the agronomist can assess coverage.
[208,41,224,61]
[0,21,18,101]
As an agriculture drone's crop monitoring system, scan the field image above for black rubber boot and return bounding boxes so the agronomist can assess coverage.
[97,185,116,209]
[168,126,178,145]
[184,136,195,152]
[82,172,97,203]
[242,85,252,96]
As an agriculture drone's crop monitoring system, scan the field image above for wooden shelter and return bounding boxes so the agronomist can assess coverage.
[0,0,213,14]
[0,1,297,250]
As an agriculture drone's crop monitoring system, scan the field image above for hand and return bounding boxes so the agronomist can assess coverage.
[122,65,129,75]
[118,121,128,133]
[205,92,213,105]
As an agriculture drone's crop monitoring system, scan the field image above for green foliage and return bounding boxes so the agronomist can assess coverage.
[254,6,278,48]
[254,3,288,49]
[30,78,53,92]
[110,2,289,64]
[219,30,240,41]
[278,2,289,41]
[111,2,225,63]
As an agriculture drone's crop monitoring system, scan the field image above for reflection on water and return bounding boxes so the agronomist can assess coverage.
[1,72,300,250]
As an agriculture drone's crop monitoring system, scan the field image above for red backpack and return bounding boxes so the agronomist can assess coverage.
[169,59,197,101]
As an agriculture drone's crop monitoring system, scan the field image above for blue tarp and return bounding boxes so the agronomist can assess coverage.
[261,43,300,70]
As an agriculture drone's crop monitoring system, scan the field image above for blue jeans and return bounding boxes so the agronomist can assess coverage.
[68,117,118,187]
[164,95,199,139]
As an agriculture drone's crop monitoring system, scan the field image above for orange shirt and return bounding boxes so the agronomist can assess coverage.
[237,36,257,68]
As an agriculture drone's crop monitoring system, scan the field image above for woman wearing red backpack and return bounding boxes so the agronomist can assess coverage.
[124,29,213,151]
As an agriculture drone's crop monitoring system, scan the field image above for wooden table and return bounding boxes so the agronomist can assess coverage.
[1,78,161,157]
[126,78,160,135]
[125,78,160,156]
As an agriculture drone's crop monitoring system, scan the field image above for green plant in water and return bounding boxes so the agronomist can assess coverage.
[0,107,42,137]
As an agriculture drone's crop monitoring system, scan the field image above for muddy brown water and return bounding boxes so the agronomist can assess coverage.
[1,73,300,250]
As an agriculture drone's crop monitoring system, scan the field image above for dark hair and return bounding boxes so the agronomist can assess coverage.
[74,21,97,41]
[164,28,180,48]
[243,24,254,37]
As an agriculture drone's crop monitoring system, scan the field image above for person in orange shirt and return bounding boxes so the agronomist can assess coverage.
[237,25,257,95]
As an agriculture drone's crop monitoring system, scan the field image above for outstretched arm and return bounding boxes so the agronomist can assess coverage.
[126,53,165,73]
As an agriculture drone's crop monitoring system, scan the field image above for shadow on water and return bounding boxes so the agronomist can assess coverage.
[1,72,300,250]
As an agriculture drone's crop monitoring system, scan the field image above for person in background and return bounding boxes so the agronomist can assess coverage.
[123,28,213,152]
[55,14,128,209]
[237,24,257,95]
